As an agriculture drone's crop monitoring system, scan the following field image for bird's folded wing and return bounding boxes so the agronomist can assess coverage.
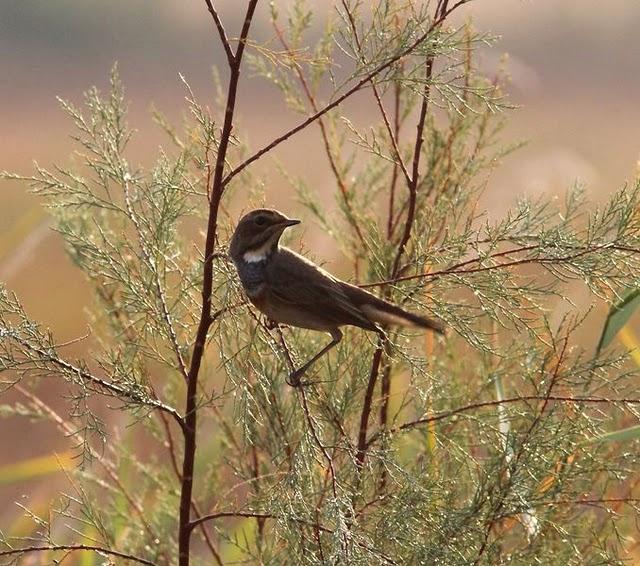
[268,250,377,330]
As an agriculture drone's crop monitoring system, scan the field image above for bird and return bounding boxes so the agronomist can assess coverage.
[229,208,444,384]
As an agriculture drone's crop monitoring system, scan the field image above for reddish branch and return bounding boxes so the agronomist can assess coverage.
[359,242,640,288]
[272,21,368,253]
[157,411,222,564]
[364,393,640,448]
[387,77,403,239]
[390,43,436,277]
[354,0,464,478]
[203,0,234,67]
[178,2,258,565]
[222,0,473,188]
[356,343,385,470]
[0,545,155,565]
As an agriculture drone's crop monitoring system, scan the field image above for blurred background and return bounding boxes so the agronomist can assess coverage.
[1,0,639,532]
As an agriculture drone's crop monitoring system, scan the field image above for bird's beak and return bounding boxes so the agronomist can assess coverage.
[282,218,301,228]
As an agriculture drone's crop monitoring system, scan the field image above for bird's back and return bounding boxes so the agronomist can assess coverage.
[271,248,444,334]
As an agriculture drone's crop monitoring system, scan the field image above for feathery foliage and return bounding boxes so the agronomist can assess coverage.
[2,1,640,564]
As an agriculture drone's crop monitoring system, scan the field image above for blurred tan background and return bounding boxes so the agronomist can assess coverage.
[1,0,639,530]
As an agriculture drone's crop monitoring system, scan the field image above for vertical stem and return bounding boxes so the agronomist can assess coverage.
[356,0,465,486]
[387,77,402,239]
[178,2,258,564]
[356,342,385,470]
[389,54,434,277]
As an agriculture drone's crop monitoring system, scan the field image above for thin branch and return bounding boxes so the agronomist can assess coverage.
[271,327,348,554]
[179,2,259,564]
[390,0,454,277]
[390,54,434,276]
[366,394,640,448]
[203,0,235,67]
[123,177,188,381]
[272,20,368,252]
[0,545,155,565]
[534,497,640,508]
[157,409,223,564]
[387,76,402,239]
[359,242,640,288]
[339,0,412,189]
[222,0,473,187]
[356,340,385,470]
[7,333,183,427]
[190,511,284,531]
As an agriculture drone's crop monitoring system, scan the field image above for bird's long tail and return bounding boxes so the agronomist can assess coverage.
[342,283,445,334]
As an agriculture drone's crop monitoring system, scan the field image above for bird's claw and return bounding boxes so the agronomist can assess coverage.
[287,368,305,387]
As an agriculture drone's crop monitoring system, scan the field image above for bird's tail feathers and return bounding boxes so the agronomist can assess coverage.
[343,283,445,334]
[361,303,444,334]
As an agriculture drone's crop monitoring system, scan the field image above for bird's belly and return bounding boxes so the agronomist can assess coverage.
[260,297,333,332]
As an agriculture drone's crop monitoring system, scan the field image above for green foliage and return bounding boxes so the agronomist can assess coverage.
[2,1,640,565]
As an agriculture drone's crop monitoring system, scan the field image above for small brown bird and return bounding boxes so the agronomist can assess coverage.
[229,209,444,383]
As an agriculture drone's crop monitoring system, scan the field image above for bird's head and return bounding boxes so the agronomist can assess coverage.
[229,208,300,263]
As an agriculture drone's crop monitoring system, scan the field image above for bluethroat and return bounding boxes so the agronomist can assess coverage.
[229,209,444,383]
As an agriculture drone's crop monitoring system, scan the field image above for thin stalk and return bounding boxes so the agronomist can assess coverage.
[178,2,259,564]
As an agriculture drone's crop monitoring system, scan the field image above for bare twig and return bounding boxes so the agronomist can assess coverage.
[204,0,235,67]
[356,340,385,470]
[390,54,434,276]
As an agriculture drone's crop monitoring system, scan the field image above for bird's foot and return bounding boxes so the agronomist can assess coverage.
[264,318,280,330]
[287,367,305,387]
[287,364,319,387]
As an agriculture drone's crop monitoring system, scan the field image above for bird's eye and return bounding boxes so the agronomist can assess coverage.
[254,215,267,226]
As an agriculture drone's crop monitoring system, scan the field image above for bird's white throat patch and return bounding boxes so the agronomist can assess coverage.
[243,240,273,263]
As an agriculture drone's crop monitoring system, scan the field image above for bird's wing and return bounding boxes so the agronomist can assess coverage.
[268,249,377,330]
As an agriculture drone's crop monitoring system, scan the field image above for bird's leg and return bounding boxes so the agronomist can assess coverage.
[273,324,296,374]
[264,317,280,330]
[288,328,343,386]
